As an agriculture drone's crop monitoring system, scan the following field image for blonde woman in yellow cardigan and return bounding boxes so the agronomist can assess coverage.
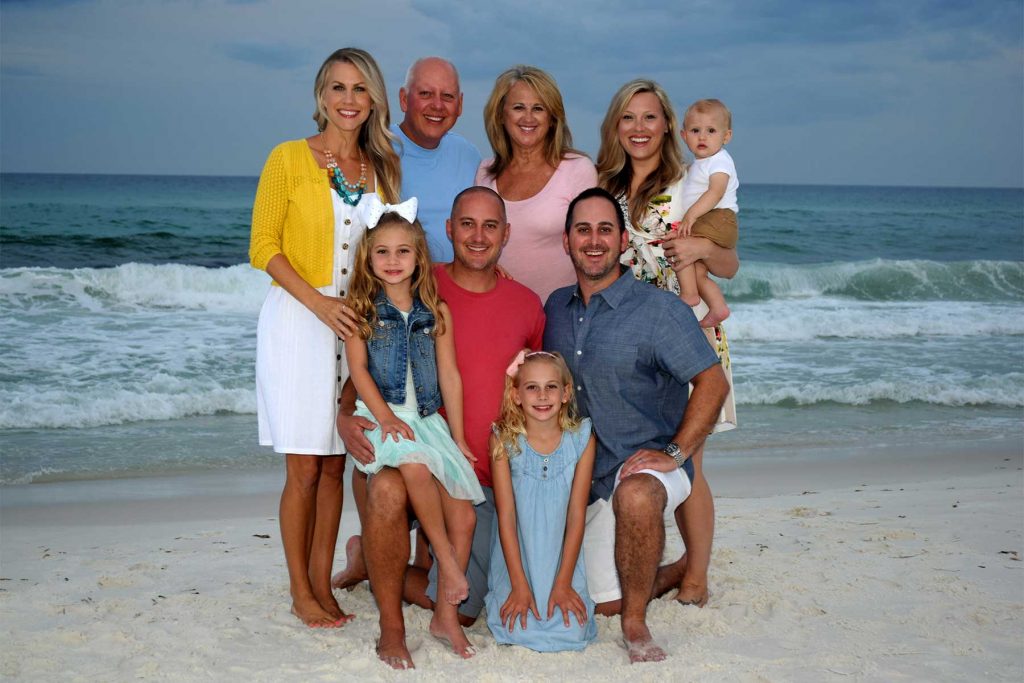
[249,47,400,628]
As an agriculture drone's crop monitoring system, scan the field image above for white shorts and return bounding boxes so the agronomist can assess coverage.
[583,466,692,604]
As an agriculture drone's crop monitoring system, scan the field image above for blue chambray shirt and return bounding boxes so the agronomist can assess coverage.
[543,268,720,502]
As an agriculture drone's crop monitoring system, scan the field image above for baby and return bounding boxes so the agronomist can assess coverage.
[675,98,739,327]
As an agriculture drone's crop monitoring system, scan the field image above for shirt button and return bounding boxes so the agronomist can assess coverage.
[578,317,583,322]
[577,385,582,391]
[576,350,582,356]
[341,268,348,275]
[342,243,349,249]
[336,354,341,360]
[344,218,351,225]
[337,397,342,405]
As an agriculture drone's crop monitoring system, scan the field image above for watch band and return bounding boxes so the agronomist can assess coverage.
[662,442,687,468]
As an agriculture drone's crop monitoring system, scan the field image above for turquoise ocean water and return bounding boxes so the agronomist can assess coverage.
[1,173,1022,485]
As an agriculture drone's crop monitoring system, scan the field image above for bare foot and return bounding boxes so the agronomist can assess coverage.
[313,589,355,624]
[699,303,729,328]
[330,536,367,591]
[675,582,709,607]
[438,548,469,605]
[376,633,414,670]
[429,614,476,659]
[653,553,688,599]
[290,599,345,628]
[622,619,666,663]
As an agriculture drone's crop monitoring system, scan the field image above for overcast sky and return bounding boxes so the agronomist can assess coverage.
[2,0,1021,187]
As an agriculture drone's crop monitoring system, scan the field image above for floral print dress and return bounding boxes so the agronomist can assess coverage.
[618,177,737,432]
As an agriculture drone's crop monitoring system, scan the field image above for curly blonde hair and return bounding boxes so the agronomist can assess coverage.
[312,47,400,204]
[481,65,583,179]
[492,350,580,461]
[596,79,684,229]
[347,215,445,339]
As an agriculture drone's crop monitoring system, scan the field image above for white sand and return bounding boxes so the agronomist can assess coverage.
[1,447,1021,682]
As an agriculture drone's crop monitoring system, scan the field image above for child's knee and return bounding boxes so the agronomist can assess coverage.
[450,502,476,537]
[398,462,434,486]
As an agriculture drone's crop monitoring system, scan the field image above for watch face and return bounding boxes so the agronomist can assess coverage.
[663,443,681,456]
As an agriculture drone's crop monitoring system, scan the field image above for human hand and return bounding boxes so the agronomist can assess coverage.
[378,414,414,443]
[456,440,477,464]
[495,264,515,280]
[336,411,376,465]
[662,233,708,272]
[678,212,697,237]
[310,294,360,339]
[547,582,587,627]
[619,448,678,479]
[500,585,539,632]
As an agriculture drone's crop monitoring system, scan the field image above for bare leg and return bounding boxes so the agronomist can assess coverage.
[594,552,690,618]
[676,445,714,606]
[364,468,415,669]
[398,464,468,604]
[280,454,342,627]
[429,486,476,658]
[677,262,701,307]
[331,469,368,591]
[403,566,477,627]
[695,262,730,328]
[307,455,351,622]
[614,474,668,663]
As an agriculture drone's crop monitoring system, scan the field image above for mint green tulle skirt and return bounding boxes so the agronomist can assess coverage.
[352,401,485,504]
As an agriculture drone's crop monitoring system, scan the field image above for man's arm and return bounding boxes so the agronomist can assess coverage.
[618,364,728,478]
[336,378,376,464]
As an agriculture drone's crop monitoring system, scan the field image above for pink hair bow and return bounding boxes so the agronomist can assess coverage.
[505,350,556,377]
[360,195,418,229]
[505,349,527,377]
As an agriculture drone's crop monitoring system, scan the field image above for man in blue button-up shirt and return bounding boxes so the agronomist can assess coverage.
[544,187,728,663]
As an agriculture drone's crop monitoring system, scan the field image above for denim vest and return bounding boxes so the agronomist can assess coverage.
[365,291,441,417]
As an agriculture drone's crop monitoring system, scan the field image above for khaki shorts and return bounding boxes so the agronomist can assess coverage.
[582,465,693,604]
[691,208,738,249]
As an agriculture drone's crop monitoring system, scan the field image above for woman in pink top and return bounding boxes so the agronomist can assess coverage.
[476,65,597,303]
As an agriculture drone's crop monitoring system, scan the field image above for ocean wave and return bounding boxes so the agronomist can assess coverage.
[737,376,1024,408]
[0,381,255,429]
[0,262,267,313]
[727,300,1024,340]
[724,259,1024,302]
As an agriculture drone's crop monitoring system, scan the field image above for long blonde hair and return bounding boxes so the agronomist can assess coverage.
[596,79,684,229]
[312,48,400,204]
[482,65,582,178]
[347,215,445,339]
[492,350,580,461]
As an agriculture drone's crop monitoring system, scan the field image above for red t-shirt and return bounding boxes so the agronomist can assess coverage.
[434,264,545,487]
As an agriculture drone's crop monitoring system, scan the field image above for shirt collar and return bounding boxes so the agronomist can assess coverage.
[570,267,634,309]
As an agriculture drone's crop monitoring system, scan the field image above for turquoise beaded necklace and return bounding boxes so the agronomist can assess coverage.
[321,133,367,206]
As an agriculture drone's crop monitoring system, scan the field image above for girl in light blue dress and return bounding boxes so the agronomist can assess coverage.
[486,349,597,652]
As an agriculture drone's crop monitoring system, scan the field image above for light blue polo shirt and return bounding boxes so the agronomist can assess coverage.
[391,123,481,263]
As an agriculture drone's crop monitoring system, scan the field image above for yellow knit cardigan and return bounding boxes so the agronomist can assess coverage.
[249,139,350,288]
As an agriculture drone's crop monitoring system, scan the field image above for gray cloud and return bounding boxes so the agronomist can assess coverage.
[223,43,309,70]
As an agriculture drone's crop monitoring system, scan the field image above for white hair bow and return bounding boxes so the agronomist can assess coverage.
[360,195,418,229]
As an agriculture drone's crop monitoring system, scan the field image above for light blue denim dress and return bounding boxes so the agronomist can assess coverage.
[485,418,596,651]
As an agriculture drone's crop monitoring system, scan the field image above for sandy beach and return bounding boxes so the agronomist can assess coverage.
[2,442,1021,682]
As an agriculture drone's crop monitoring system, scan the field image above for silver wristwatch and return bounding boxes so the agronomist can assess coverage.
[662,442,687,468]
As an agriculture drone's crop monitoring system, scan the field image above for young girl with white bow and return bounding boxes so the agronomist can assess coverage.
[345,196,483,657]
